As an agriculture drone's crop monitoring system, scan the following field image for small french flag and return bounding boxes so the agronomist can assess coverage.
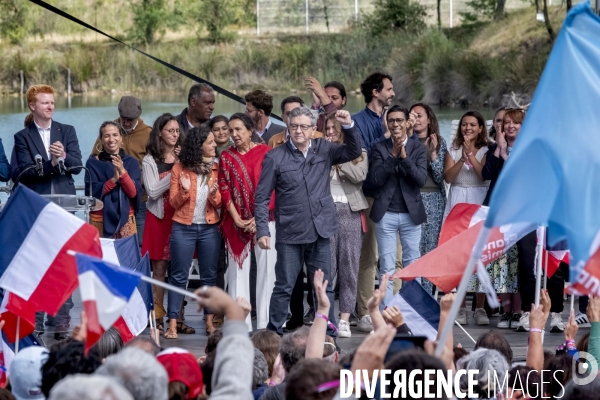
[75,254,141,353]
[388,281,440,341]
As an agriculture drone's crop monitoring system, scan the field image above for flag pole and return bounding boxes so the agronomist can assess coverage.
[435,226,491,357]
[534,226,546,307]
[15,317,20,354]
[543,246,549,291]
[454,321,476,344]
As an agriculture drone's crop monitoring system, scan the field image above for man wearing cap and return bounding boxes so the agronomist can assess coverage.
[9,345,48,400]
[91,95,152,243]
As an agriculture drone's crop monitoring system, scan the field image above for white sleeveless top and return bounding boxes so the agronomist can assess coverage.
[448,146,490,188]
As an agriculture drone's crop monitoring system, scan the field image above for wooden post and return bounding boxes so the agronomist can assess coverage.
[20,70,24,96]
[67,68,72,97]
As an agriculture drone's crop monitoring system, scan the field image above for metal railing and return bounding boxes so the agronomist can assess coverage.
[1,183,86,194]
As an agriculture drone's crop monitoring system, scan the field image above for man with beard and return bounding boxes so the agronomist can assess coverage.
[244,90,284,144]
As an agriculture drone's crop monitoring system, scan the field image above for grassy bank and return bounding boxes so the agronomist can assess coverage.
[0,6,565,106]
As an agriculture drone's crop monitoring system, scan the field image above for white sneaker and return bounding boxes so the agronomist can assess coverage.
[474,308,490,325]
[456,308,468,325]
[575,312,591,328]
[550,312,565,332]
[338,320,351,338]
[357,315,373,332]
[497,312,512,329]
[516,312,530,332]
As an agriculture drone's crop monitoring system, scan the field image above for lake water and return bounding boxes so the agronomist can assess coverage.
[0,93,494,203]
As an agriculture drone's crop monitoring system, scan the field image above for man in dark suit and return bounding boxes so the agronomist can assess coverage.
[14,84,82,340]
[244,90,285,144]
[176,83,215,135]
[368,104,427,309]
[255,107,361,337]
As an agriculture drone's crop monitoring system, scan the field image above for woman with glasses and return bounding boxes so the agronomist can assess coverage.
[443,111,490,326]
[141,113,183,335]
[86,121,142,239]
[219,113,276,331]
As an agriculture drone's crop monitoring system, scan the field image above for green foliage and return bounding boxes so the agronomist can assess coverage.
[460,0,497,25]
[0,0,29,45]
[197,0,237,43]
[129,0,169,45]
[364,0,427,35]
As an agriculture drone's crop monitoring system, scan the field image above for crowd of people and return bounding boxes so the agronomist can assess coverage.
[0,74,599,398]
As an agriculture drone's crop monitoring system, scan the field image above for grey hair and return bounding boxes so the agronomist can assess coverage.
[95,347,168,400]
[280,326,310,373]
[188,83,214,105]
[49,374,133,400]
[563,376,600,399]
[289,106,318,127]
[456,348,509,399]
[253,348,269,388]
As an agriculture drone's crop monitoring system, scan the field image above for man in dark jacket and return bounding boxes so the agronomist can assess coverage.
[0,138,9,182]
[13,84,82,340]
[176,83,215,135]
[255,107,361,337]
[368,105,427,309]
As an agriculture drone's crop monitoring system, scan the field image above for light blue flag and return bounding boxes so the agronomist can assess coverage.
[485,2,600,282]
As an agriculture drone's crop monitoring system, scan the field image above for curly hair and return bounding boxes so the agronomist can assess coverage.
[179,125,213,175]
[245,90,273,116]
[360,72,392,103]
[98,120,125,139]
[452,111,489,150]
[146,113,183,162]
[41,339,102,397]
[410,103,442,152]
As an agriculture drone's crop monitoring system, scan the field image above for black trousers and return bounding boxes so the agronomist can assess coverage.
[35,295,73,332]
[517,231,537,312]
[548,262,569,313]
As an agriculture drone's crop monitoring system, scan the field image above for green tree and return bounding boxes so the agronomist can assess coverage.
[0,0,29,45]
[197,0,236,43]
[130,0,169,45]
[364,0,427,35]
[460,0,505,24]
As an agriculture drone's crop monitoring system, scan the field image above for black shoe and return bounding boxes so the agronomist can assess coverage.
[34,330,44,337]
[54,332,69,341]
[284,319,304,331]
[303,308,315,326]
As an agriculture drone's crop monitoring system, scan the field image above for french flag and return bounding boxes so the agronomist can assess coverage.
[0,291,36,343]
[75,253,141,353]
[0,186,102,316]
[100,237,154,342]
[388,281,440,341]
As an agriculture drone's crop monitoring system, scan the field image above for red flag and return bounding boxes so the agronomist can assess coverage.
[0,292,35,343]
[543,249,570,278]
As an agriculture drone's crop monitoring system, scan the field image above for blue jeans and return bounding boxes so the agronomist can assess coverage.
[169,222,220,319]
[375,212,422,308]
[135,201,147,247]
[267,236,337,337]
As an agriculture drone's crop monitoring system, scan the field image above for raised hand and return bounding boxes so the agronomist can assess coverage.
[587,295,600,323]
[305,77,329,106]
[334,110,352,126]
[111,154,125,175]
[382,305,404,328]
[565,308,578,341]
[367,273,389,312]
[497,131,508,159]
[313,269,330,313]
[180,172,191,191]
[236,296,252,318]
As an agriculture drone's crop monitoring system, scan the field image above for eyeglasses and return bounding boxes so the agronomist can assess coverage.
[290,124,313,132]
[163,128,180,134]
[387,118,406,125]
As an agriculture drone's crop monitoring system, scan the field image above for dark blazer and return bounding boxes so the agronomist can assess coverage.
[0,138,9,182]
[13,121,82,195]
[368,137,427,225]
[260,121,285,144]
[255,126,362,244]
[482,142,503,206]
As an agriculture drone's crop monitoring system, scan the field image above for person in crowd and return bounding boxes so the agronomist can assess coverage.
[305,77,346,132]
[252,349,269,391]
[324,113,368,338]
[267,96,322,329]
[474,331,513,364]
[169,125,221,337]
[141,113,183,334]
[488,106,505,142]
[193,285,254,400]
[210,115,232,157]
[285,359,341,400]
[385,350,450,400]
[90,96,152,243]
[369,105,427,309]
[9,346,48,400]
[482,108,538,332]
[244,90,284,144]
[562,378,600,400]
[125,336,161,356]
[0,137,9,182]
[157,347,205,400]
[353,72,403,333]
[443,110,490,326]
[95,347,168,400]
[48,375,134,400]
[93,327,124,360]
[251,330,283,393]
[41,339,102,397]
[13,85,83,340]
[177,83,215,135]
[255,107,361,337]
[85,121,142,239]
[456,348,509,400]
[219,113,276,331]
[409,103,447,294]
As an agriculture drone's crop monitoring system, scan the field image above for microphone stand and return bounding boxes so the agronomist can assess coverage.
[12,165,41,193]
[66,165,94,223]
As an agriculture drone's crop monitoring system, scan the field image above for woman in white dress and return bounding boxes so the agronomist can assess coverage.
[443,110,491,326]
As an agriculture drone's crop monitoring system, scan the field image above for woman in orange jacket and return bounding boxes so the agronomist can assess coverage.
[168,125,221,338]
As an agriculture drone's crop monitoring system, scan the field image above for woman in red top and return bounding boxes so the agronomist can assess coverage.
[86,121,141,238]
[219,113,276,330]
